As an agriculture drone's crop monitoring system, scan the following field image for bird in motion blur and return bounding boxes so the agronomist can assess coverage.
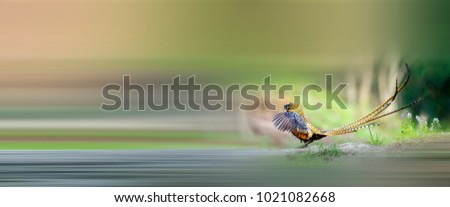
[273,63,421,148]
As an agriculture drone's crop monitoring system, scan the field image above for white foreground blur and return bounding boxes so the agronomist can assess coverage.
[0,187,447,207]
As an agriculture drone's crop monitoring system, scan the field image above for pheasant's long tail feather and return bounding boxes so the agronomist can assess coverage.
[307,123,323,134]
[366,98,422,123]
[323,123,380,136]
[325,63,411,134]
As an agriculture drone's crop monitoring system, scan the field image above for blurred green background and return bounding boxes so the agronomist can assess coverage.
[0,0,449,149]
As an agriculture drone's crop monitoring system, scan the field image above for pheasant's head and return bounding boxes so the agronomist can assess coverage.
[283,102,300,112]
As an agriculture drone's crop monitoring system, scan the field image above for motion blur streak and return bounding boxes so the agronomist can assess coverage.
[0,135,449,187]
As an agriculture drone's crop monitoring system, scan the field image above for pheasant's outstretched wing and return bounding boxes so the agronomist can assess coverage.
[273,112,308,133]
[323,63,411,136]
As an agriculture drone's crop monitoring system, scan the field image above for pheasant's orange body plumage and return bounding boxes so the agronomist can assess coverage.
[273,64,421,148]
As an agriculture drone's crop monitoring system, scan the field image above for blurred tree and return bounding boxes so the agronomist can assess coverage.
[401,61,450,127]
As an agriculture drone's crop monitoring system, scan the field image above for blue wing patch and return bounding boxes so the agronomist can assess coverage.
[272,112,308,132]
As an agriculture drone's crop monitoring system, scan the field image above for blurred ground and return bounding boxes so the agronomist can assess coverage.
[1,134,449,187]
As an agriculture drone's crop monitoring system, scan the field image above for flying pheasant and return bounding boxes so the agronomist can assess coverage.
[273,63,421,148]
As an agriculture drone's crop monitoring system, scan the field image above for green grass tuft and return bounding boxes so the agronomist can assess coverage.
[367,128,385,146]
[289,143,345,162]
[397,111,444,141]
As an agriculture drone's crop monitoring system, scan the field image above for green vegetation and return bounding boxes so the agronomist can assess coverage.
[400,112,417,138]
[289,143,345,161]
[401,62,450,126]
[430,118,443,132]
[316,143,344,158]
[397,111,443,142]
[367,128,385,146]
